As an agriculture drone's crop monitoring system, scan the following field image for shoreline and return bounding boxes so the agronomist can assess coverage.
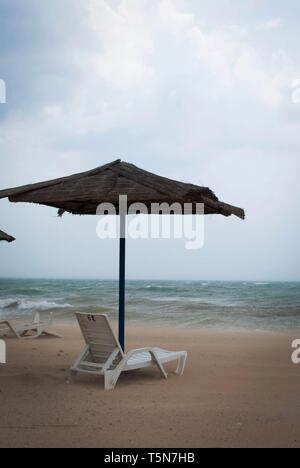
[21,318,300,336]
[3,313,300,336]
[3,316,300,337]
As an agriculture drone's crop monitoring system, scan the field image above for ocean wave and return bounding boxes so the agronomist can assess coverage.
[0,299,18,309]
[139,285,179,293]
[0,298,73,311]
[1,279,300,332]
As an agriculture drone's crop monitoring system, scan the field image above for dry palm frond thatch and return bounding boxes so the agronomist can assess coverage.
[0,160,245,219]
[0,229,15,243]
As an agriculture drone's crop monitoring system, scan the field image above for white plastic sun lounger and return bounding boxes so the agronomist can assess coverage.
[70,313,187,390]
[0,312,61,339]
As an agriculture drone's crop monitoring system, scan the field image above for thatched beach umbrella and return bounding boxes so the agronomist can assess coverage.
[0,160,245,349]
[0,229,15,243]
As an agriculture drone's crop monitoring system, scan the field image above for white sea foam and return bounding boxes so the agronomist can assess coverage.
[0,298,18,309]
[0,298,73,311]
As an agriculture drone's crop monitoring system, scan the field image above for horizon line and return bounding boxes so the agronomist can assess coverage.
[0,277,299,283]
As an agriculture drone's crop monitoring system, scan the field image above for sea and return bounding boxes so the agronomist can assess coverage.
[0,278,300,332]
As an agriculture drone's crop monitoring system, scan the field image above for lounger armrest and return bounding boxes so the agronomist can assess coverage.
[116,348,163,373]
[125,347,156,357]
[114,348,154,371]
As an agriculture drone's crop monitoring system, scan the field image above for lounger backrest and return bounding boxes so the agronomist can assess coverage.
[32,312,40,324]
[32,311,52,325]
[76,313,124,363]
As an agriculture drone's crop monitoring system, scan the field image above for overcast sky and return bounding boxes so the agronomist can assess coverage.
[0,0,299,281]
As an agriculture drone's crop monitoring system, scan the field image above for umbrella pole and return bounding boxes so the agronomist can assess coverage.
[119,212,126,351]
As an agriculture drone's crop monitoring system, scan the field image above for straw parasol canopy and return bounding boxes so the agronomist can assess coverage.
[0,160,245,219]
[0,159,245,349]
[0,229,15,243]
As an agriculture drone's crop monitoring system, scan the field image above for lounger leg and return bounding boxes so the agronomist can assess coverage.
[151,351,168,379]
[175,353,187,377]
[104,370,118,391]
[69,345,91,385]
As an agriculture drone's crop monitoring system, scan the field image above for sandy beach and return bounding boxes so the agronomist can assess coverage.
[0,323,299,448]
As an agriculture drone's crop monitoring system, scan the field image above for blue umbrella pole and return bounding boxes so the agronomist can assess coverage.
[119,213,126,351]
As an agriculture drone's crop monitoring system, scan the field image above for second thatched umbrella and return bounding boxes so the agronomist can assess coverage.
[0,159,245,349]
[0,229,15,243]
